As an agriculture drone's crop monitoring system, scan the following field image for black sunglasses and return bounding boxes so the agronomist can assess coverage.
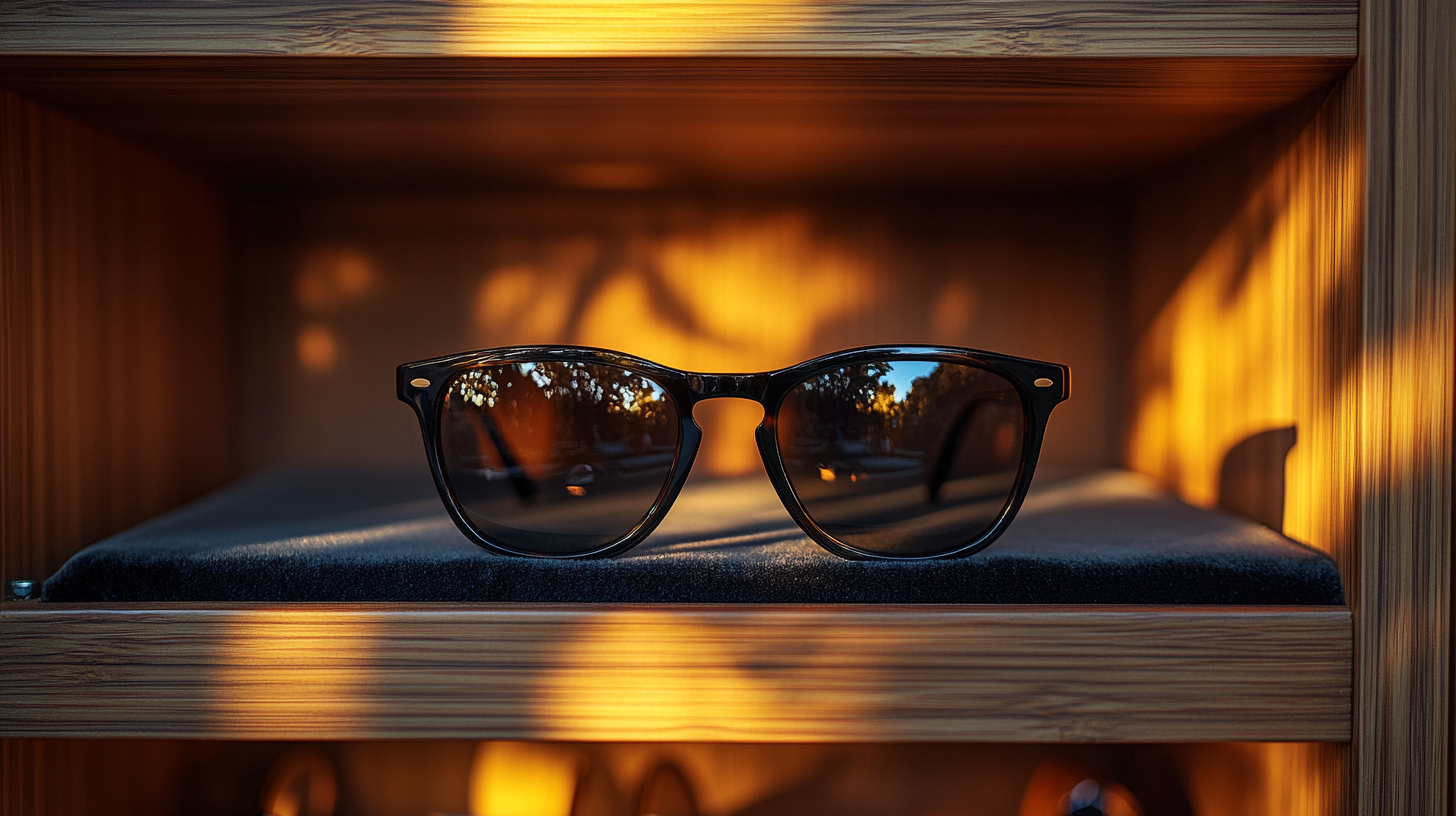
[398,345,1068,560]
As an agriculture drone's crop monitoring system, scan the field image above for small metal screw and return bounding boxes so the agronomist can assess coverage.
[7,579,36,601]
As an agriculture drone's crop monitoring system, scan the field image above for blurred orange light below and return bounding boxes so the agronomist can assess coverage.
[469,742,581,816]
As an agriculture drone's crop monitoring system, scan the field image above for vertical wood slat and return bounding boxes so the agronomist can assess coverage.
[0,90,234,592]
[0,739,268,816]
[0,91,235,815]
[1357,0,1455,813]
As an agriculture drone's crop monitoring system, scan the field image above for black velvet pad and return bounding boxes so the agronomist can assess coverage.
[42,467,1345,605]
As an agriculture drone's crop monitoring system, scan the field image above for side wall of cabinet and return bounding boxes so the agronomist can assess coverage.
[1127,74,1361,816]
[0,90,235,591]
[0,91,236,815]
[1125,0,1455,810]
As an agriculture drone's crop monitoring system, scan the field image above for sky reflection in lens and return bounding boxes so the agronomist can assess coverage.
[777,361,1024,556]
[442,361,679,554]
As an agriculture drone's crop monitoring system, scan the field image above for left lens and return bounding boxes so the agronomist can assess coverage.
[440,360,680,555]
[775,360,1025,557]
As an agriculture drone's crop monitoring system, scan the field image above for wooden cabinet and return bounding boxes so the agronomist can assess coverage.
[1,2,1449,814]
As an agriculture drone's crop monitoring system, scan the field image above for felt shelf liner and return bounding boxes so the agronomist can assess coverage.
[42,468,1344,605]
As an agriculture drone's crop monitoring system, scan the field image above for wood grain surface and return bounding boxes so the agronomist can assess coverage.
[0,1,1356,58]
[0,604,1352,743]
[1356,0,1454,812]
[0,91,235,602]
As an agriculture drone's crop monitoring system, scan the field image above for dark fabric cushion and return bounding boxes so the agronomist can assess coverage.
[42,467,1345,605]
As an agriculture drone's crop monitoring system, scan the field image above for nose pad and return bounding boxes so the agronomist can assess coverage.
[691,398,766,477]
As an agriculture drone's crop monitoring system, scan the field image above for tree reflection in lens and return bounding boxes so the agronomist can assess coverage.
[442,361,680,555]
[777,361,1025,556]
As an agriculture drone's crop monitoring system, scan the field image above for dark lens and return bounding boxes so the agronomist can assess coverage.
[776,360,1025,557]
[440,361,680,555]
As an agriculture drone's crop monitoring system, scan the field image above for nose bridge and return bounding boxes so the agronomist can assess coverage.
[688,373,768,401]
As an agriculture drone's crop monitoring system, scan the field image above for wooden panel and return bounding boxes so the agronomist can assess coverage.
[0,739,278,816]
[231,192,1120,474]
[0,57,1350,189]
[0,604,1351,743]
[1356,0,1454,812]
[0,92,235,595]
[0,1,1356,58]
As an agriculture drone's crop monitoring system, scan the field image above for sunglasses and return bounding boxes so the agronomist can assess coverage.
[398,345,1068,560]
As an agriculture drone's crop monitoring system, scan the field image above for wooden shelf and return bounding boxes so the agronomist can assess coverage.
[0,55,1352,190]
[0,1,1359,190]
[0,603,1351,743]
[0,1,1356,58]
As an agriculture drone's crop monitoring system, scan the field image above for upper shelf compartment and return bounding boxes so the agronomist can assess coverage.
[0,0,1357,58]
[0,57,1353,191]
[0,1,1357,190]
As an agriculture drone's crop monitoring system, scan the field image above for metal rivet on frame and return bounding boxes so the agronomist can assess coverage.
[1033,378,1054,388]
[410,378,431,388]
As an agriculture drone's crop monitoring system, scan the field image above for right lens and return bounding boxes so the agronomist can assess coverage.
[439,360,680,555]
[776,360,1025,557]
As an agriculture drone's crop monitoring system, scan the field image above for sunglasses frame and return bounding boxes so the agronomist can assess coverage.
[398,345,1068,561]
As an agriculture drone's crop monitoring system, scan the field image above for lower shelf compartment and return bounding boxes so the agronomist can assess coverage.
[0,603,1350,742]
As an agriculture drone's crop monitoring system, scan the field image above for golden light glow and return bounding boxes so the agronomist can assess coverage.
[477,266,574,344]
[451,0,805,55]
[295,245,374,375]
[532,610,859,741]
[298,324,338,372]
[258,747,338,816]
[474,212,879,475]
[296,246,376,312]
[1361,324,1453,507]
[208,612,380,731]
[693,399,766,476]
[642,213,874,368]
[1125,87,1362,572]
[931,280,976,343]
[468,742,581,816]
[1174,743,1344,816]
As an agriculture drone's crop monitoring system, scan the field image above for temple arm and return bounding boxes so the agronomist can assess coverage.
[924,396,993,502]
[477,412,539,501]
